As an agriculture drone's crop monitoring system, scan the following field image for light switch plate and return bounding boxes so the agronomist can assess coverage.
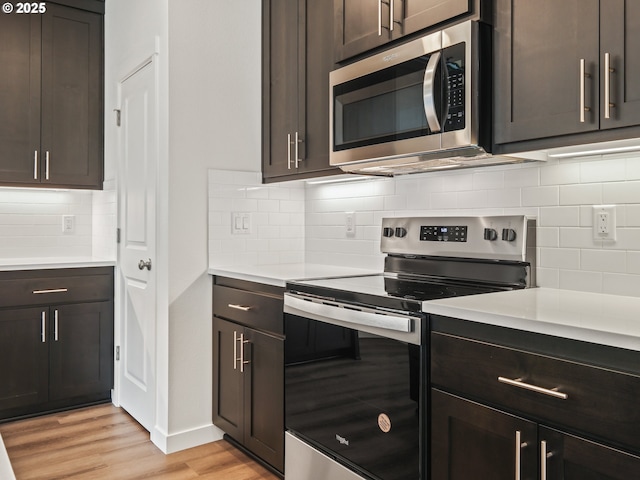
[231,212,251,235]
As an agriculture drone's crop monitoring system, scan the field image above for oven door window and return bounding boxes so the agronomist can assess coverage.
[285,316,422,480]
[333,53,445,152]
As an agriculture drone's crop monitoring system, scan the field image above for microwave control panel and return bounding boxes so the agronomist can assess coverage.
[443,42,466,132]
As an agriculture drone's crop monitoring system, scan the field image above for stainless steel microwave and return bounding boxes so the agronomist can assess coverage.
[330,21,519,175]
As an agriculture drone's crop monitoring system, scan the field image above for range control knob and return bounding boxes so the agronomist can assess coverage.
[395,227,407,238]
[383,227,395,238]
[502,228,517,242]
[483,228,498,241]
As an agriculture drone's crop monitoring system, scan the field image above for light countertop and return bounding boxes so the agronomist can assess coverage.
[208,263,378,288]
[423,287,640,352]
[0,257,116,272]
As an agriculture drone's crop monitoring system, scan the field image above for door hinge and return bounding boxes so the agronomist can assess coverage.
[116,227,121,244]
[114,109,121,127]
[116,346,120,361]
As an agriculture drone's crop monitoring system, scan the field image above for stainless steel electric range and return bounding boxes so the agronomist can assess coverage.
[283,215,536,480]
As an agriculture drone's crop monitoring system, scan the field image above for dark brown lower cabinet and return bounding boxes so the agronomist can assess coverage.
[213,317,284,473]
[431,389,640,480]
[0,267,114,421]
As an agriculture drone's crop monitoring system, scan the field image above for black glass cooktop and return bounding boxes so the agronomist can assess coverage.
[287,273,513,313]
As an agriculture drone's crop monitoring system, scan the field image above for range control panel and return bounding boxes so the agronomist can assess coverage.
[380,215,535,262]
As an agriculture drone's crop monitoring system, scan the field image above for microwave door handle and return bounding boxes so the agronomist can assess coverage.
[423,51,442,133]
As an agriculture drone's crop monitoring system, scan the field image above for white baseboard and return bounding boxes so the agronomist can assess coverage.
[0,434,16,480]
[150,423,225,454]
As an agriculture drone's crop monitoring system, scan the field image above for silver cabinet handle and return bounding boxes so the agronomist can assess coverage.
[295,131,303,168]
[287,133,292,169]
[498,376,568,400]
[138,259,152,271]
[33,288,68,294]
[34,151,38,180]
[423,51,442,133]
[390,0,394,32]
[579,58,591,123]
[45,151,50,180]
[240,333,250,373]
[378,0,382,36]
[41,311,46,343]
[540,440,554,480]
[228,304,252,312]
[515,430,521,480]
[54,309,59,341]
[233,331,239,370]
[604,52,615,119]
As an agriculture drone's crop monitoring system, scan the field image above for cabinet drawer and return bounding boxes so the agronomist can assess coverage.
[0,270,113,308]
[213,285,283,335]
[431,332,640,452]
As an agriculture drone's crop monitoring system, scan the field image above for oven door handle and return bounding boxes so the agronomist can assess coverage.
[284,293,412,333]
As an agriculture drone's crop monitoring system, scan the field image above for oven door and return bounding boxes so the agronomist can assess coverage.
[284,293,426,480]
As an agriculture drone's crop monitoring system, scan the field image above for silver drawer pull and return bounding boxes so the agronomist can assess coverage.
[228,304,252,312]
[498,377,568,400]
[33,288,68,294]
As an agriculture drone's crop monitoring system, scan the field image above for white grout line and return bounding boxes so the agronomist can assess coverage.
[0,434,16,480]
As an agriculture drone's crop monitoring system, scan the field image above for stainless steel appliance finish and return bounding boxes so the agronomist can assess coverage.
[329,22,533,175]
[284,215,536,480]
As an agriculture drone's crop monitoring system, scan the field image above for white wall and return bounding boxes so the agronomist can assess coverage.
[305,156,640,297]
[166,0,262,449]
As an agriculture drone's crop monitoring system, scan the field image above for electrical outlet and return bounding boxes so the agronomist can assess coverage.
[345,212,355,237]
[592,205,616,241]
[62,215,75,234]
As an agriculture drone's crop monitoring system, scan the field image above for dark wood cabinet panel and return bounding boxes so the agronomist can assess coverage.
[0,308,49,412]
[40,4,103,188]
[494,0,600,144]
[334,0,473,62]
[0,3,103,189]
[599,0,640,130]
[431,389,538,480]
[0,268,113,421]
[262,0,338,182]
[0,14,41,184]
[494,0,640,149]
[540,427,640,480]
[49,302,113,401]
[212,317,244,441]
[243,328,284,472]
[212,278,285,472]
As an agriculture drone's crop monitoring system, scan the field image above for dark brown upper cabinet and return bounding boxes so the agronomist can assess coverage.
[262,0,339,182]
[334,0,474,63]
[494,0,640,151]
[0,3,103,189]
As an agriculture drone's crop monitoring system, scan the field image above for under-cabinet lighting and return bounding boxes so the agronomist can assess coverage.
[305,175,374,185]
[546,138,640,159]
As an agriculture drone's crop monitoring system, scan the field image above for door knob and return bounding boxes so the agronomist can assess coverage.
[138,259,152,271]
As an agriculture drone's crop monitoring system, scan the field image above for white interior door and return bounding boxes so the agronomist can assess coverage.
[117,57,158,432]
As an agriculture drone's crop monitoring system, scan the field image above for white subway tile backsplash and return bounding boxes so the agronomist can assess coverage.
[540,206,580,227]
[540,162,580,186]
[603,181,640,203]
[581,249,627,273]
[522,186,559,206]
[559,269,603,293]
[602,273,640,297]
[559,184,602,205]
[540,248,580,269]
[580,158,626,183]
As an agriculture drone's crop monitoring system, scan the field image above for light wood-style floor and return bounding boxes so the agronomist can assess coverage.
[0,404,281,480]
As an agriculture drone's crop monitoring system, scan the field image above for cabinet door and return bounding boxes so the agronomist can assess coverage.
[0,308,48,414]
[48,302,113,401]
[298,0,338,177]
[212,317,244,442]
[494,0,600,144]
[243,328,284,472]
[0,14,41,185]
[400,0,470,38]
[334,0,391,62]
[40,4,103,188]
[431,389,537,480]
[262,0,303,179]
[600,0,640,129]
[540,427,640,480]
